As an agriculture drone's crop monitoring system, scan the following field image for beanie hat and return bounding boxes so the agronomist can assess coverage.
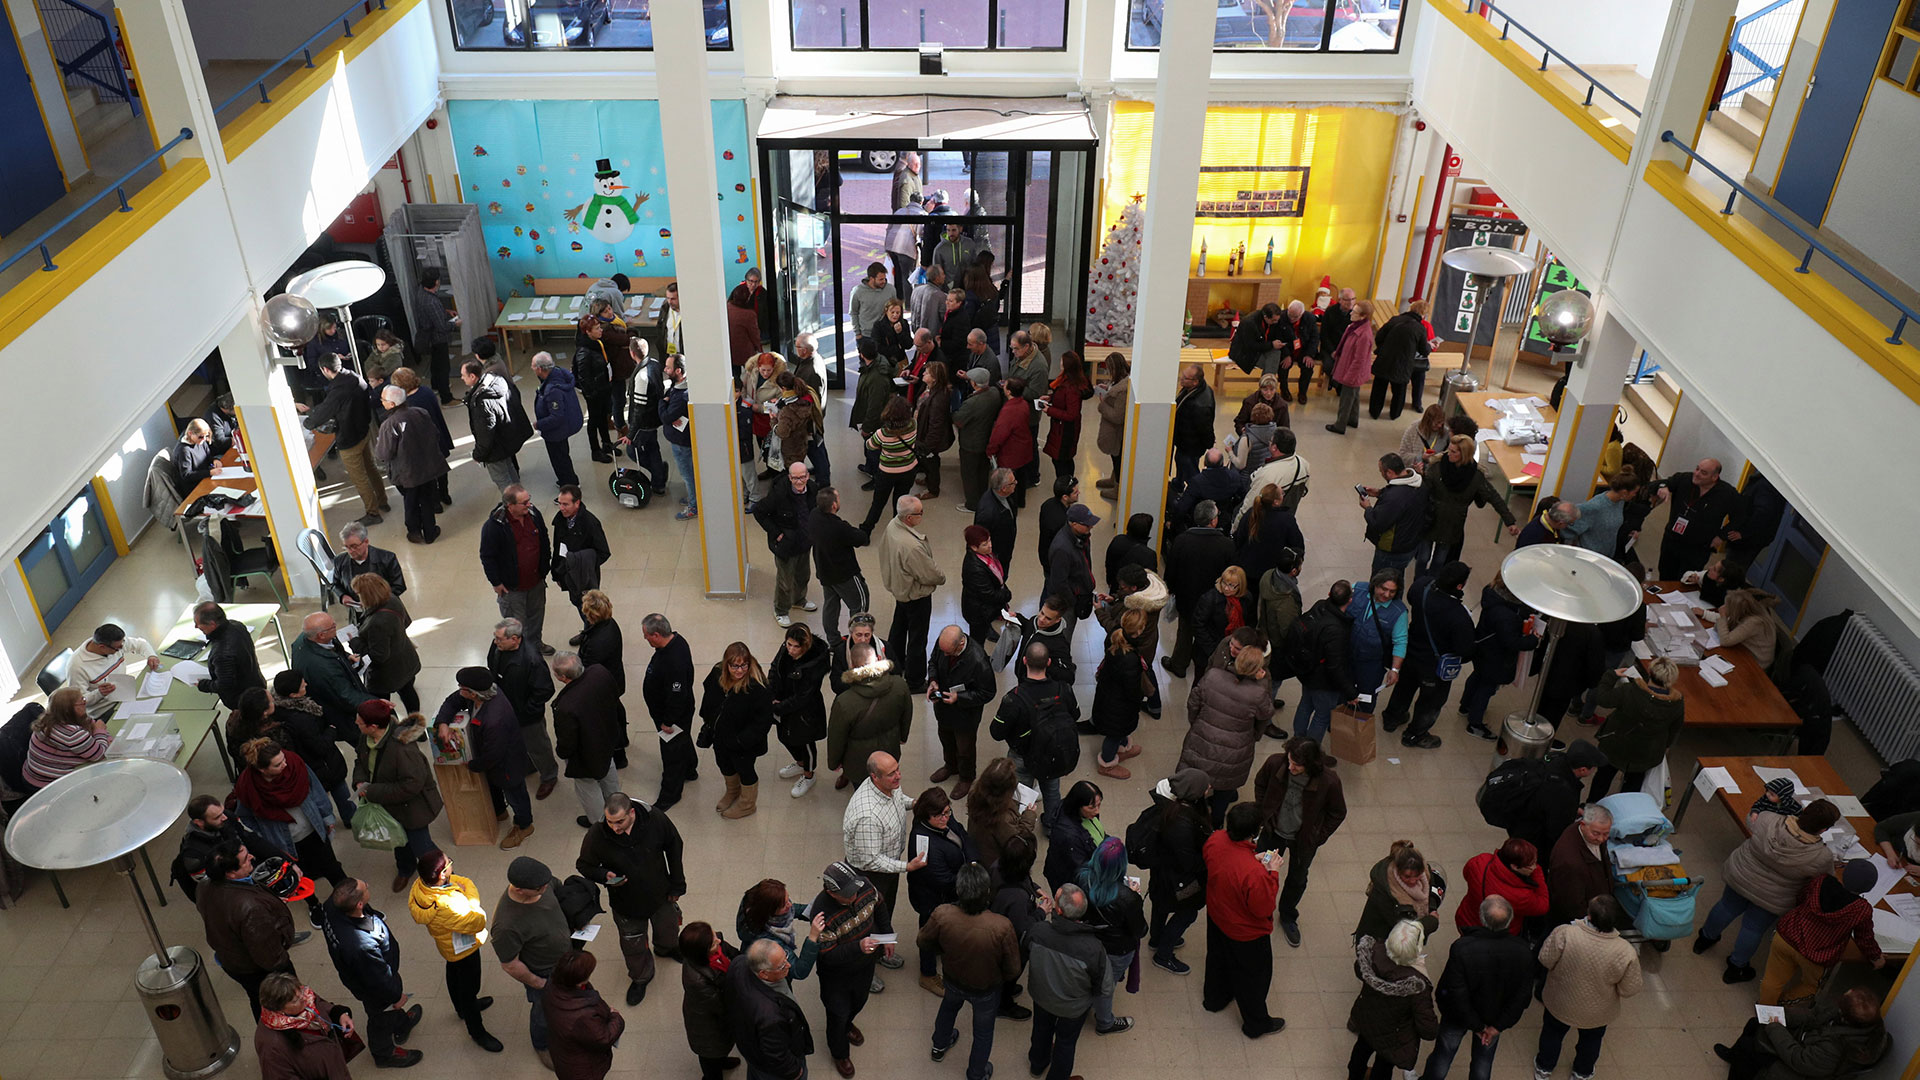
[1562,740,1605,770]
[1169,768,1211,802]
[456,666,495,691]
[356,699,395,725]
[1840,859,1878,896]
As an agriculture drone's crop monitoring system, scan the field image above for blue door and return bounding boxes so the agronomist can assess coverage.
[1772,0,1901,225]
[0,4,67,237]
[18,489,117,631]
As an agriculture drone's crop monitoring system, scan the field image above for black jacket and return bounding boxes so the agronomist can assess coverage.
[989,676,1080,770]
[319,904,404,1008]
[1145,792,1212,909]
[1299,599,1359,698]
[306,369,376,449]
[755,479,817,560]
[1044,814,1101,893]
[553,665,624,780]
[1433,927,1535,1032]
[1372,312,1429,384]
[726,961,813,1080]
[806,509,868,586]
[643,634,696,729]
[928,638,996,725]
[578,617,627,696]
[1036,497,1070,573]
[769,637,832,745]
[170,818,285,902]
[197,616,264,709]
[907,818,976,915]
[174,437,215,491]
[1405,581,1477,681]
[625,357,665,431]
[1278,310,1319,363]
[699,667,774,759]
[1165,527,1236,617]
[1228,313,1278,374]
[373,405,450,491]
[1103,533,1157,595]
[974,491,1017,568]
[1174,465,1251,530]
[1089,647,1148,742]
[551,507,612,586]
[1232,507,1306,587]
[1043,528,1096,620]
[479,503,551,590]
[1366,479,1427,555]
[960,552,1013,636]
[1320,303,1354,364]
[575,804,686,918]
[440,691,530,787]
[487,641,556,729]
[1172,384,1216,456]
[1471,583,1540,685]
[333,547,406,602]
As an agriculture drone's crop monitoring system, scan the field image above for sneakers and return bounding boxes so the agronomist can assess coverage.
[675,506,698,520]
[878,953,905,969]
[1464,723,1496,741]
[1095,1017,1134,1035]
[373,1048,423,1069]
[1402,734,1443,750]
[776,614,792,628]
[932,1034,959,1062]
[1534,1069,1553,1080]
[869,975,885,993]
[1152,955,1190,976]
[778,762,806,779]
[800,600,819,611]
[791,774,816,798]
[1279,920,1301,948]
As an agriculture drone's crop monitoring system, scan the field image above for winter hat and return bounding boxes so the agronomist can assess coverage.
[963,525,990,548]
[1561,740,1605,770]
[1169,768,1211,802]
[356,699,395,725]
[1067,505,1100,527]
[507,857,551,890]
[821,861,868,897]
[1840,859,1878,895]
[456,667,495,692]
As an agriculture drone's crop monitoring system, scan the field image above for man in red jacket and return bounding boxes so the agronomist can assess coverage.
[1200,803,1287,1039]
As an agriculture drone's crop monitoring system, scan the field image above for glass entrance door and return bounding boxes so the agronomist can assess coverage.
[18,488,117,631]
[776,197,835,377]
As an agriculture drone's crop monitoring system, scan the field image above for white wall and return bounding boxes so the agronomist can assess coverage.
[1487,0,1674,77]
[1821,81,1920,294]
[184,0,353,62]
[102,405,185,545]
[1657,391,1748,477]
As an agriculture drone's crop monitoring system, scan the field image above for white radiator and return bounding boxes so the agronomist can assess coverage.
[1829,614,1920,763]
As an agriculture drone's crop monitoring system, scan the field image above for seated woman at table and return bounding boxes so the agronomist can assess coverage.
[1588,657,1685,802]
[1718,588,1787,675]
[22,688,109,788]
[1693,558,1747,609]
[174,418,218,492]
[1872,809,1920,871]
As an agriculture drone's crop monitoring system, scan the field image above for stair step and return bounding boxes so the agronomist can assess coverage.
[1741,87,1773,122]
[1624,382,1673,439]
[73,98,135,144]
[1708,106,1763,151]
[1653,370,1680,403]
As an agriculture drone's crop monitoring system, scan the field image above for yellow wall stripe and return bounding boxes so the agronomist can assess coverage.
[90,476,131,556]
[14,560,52,644]
[115,7,162,155]
[219,0,424,162]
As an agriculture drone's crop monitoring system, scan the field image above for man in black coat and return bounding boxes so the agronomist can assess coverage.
[1276,301,1320,401]
[975,467,1019,569]
[755,462,818,626]
[552,486,612,641]
[1511,741,1605,865]
[576,792,685,1006]
[170,794,298,907]
[1652,458,1740,580]
[1035,475,1079,576]
[489,619,559,800]
[806,487,870,642]
[1171,364,1215,486]
[191,601,263,709]
[1362,453,1425,586]
[1380,560,1477,750]
[300,354,390,526]
[479,484,552,653]
[928,625,996,799]
[319,878,422,1067]
[1290,583,1358,743]
[1174,449,1251,529]
[1162,500,1236,678]
[1044,504,1099,621]
[550,654,624,829]
[333,521,406,618]
[1421,895,1535,1080]
[1228,303,1286,376]
[641,613,698,811]
[1104,513,1158,595]
[463,358,528,491]
[620,336,670,494]
[438,667,536,847]
[729,939,815,1080]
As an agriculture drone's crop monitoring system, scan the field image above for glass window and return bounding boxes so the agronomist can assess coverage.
[447,0,733,51]
[1126,0,1402,53]
[791,0,1065,50]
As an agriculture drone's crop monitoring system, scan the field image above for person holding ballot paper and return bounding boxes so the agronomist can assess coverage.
[810,861,897,1078]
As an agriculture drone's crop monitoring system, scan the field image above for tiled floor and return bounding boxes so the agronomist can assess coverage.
[1,358,1895,1080]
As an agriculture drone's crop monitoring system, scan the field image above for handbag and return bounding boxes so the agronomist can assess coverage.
[1640,757,1672,810]
[1422,583,1463,681]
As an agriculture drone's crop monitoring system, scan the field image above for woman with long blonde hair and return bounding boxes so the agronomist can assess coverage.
[699,642,774,819]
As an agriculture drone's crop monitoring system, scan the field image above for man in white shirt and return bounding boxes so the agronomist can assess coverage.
[841,750,926,970]
[67,622,161,703]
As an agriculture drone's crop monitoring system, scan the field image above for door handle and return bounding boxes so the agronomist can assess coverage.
[1803,74,1815,100]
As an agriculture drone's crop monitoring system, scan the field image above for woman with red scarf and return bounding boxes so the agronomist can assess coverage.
[678,922,741,1080]
[255,972,358,1080]
[232,736,348,899]
[959,525,1012,646]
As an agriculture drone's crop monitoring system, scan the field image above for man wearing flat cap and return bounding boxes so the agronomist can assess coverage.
[492,856,573,1068]
[436,667,536,849]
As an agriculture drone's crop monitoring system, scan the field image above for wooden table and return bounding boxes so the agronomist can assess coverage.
[172,438,332,564]
[1679,755,1917,956]
[1094,345,1256,399]
[1453,391,1557,502]
[1639,583,1799,734]
[494,294,664,371]
[100,602,286,782]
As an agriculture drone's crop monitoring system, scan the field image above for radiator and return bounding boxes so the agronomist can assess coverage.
[1829,613,1920,763]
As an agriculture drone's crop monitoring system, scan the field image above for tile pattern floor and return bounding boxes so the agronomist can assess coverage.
[1,356,1895,1080]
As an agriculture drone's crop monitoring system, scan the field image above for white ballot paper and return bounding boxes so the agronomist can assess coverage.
[1693,767,1739,800]
[1015,783,1040,812]
[1755,1005,1786,1025]
[572,923,601,942]
[140,669,174,699]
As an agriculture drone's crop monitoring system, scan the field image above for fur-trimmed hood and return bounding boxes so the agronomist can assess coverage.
[1354,934,1429,997]
[1124,571,1170,613]
[388,714,430,745]
[840,656,895,686]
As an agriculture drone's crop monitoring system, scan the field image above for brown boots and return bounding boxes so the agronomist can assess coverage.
[716,774,742,813]
[723,783,759,819]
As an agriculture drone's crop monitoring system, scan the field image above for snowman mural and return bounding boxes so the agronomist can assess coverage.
[563,158,648,244]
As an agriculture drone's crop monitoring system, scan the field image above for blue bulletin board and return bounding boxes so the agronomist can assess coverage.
[446,98,757,300]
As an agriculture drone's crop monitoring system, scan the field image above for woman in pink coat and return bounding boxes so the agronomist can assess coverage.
[1325,299,1376,435]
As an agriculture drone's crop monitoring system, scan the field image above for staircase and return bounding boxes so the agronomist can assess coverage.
[68,85,136,146]
[1621,370,1680,458]
[1707,87,1772,152]
[33,0,140,116]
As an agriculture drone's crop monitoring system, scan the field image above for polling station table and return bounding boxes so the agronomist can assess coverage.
[494,292,665,372]
[1453,391,1558,504]
[172,437,334,570]
[1638,582,1800,739]
[1678,755,1920,956]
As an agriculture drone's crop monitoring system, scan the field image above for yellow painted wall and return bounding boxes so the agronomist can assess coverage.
[1104,102,1397,302]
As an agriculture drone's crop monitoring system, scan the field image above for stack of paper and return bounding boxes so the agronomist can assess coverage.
[1700,655,1736,678]
[507,312,526,322]
[1692,766,1740,799]
[1753,766,1810,794]
[1828,794,1868,817]
[1873,908,1920,952]
[170,659,210,687]
[1630,640,1654,661]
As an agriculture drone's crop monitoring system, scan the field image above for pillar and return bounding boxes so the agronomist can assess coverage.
[655,0,746,598]
[1539,300,1638,502]
[115,0,225,166]
[1633,0,1741,173]
[1119,0,1214,538]
[216,312,325,600]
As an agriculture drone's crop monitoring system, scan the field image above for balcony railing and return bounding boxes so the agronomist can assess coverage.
[0,128,195,279]
[1468,0,1641,118]
[212,0,387,122]
[1660,130,1913,346]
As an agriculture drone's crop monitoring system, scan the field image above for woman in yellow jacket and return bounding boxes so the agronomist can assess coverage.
[408,849,504,1052]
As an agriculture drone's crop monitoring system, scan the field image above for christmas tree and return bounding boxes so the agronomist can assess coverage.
[1086,194,1145,346]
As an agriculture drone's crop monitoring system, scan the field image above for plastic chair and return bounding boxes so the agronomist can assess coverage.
[296,528,342,609]
[34,649,73,696]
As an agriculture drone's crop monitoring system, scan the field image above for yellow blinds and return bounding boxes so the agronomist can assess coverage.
[1104,102,1398,302]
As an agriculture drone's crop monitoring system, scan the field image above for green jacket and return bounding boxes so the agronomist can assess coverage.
[1593,677,1685,772]
[851,358,897,434]
[826,660,913,773]
[289,633,375,729]
[1755,1005,1889,1080]
[1258,569,1303,653]
[954,386,1004,454]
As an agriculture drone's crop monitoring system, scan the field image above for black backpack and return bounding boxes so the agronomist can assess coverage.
[1022,685,1081,780]
[1278,610,1318,680]
[1476,757,1551,832]
[1124,801,1166,869]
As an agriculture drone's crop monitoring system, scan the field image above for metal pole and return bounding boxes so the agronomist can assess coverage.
[119,852,173,969]
[1463,273,1490,386]
[1523,619,1563,720]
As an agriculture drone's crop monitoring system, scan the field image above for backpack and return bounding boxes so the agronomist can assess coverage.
[1278,610,1318,680]
[1125,801,1166,869]
[1476,757,1551,832]
[1022,685,1081,780]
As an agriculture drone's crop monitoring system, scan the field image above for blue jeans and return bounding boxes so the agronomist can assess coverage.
[807,439,832,489]
[668,442,697,509]
[1699,885,1779,966]
[327,782,358,826]
[1534,1009,1604,1077]
[933,980,1000,1080]
[1422,1020,1500,1080]
[524,981,550,1051]
[1093,951,1134,1028]
[1292,688,1340,742]
[1010,752,1062,837]
[1371,548,1415,586]
[1028,1007,1087,1080]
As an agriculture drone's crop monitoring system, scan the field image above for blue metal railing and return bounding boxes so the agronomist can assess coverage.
[1660,131,1914,346]
[36,0,141,114]
[1725,0,1797,102]
[1466,0,1642,118]
[0,127,194,279]
[211,0,385,119]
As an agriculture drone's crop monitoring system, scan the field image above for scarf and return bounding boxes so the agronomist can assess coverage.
[1223,595,1247,634]
[980,553,1006,583]
[1388,868,1431,919]
[260,985,330,1033]
[708,940,732,975]
[1436,454,1477,492]
[233,749,313,823]
[764,909,797,954]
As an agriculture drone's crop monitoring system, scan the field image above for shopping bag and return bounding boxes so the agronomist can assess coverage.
[351,802,406,850]
[1640,757,1672,811]
[1328,705,1376,765]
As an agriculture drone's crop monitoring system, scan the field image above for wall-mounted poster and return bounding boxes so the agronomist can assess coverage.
[1524,259,1592,355]
[1195,166,1310,218]
[446,99,758,300]
[1434,213,1527,348]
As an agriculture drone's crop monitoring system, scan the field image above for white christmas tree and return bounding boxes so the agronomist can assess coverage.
[1086,194,1145,346]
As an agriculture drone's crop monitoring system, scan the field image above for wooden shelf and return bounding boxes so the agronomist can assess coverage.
[1190,271,1284,283]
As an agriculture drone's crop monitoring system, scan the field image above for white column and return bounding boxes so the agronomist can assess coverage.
[116,0,226,166]
[1630,0,1741,172]
[1119,0,1214,539]
[655,0,746,598]
[217,312,325,600]
[1540,300,1638,502]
